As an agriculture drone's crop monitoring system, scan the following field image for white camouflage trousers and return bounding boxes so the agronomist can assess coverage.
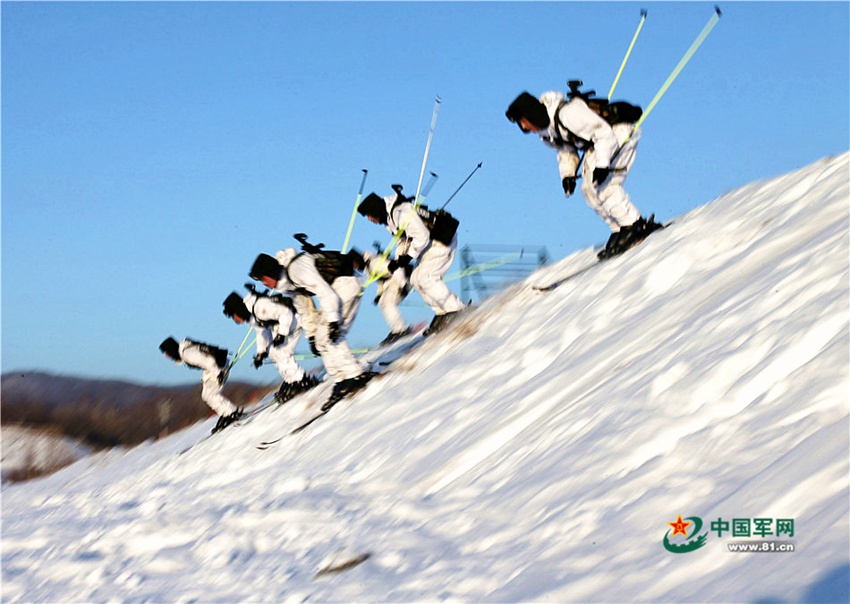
[314,276,365,382]
[411,235,465,315]
[581,123,642,232]
[377,268,410,334]
[268,330,305,383]
[201,369,238,416]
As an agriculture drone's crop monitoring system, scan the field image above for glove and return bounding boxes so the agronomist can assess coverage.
[592,167,611,186]
[328,321,342,343]
[217,370,227,385]
[253,352,267,369]
[272,334,286,347]
[308,337,319,356]
[562,176,577,197]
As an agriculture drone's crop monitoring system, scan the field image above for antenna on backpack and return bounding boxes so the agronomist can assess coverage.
[566,80,595,101]
[294,233,325,254]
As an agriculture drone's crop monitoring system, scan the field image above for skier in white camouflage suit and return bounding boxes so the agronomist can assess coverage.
[222,287,319,404]
[361,246,414,346]
[358,184,466,337]
[159,337,243,433]
[248,245,374,411]
[506,88,662,258]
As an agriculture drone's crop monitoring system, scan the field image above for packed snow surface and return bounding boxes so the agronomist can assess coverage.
[3,153,848,603]
[1,425,91,483]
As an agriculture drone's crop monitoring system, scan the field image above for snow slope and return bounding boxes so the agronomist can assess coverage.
[1,425,92,483]
[2,153,848,603]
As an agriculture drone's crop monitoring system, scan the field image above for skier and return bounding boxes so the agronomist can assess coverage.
[362,246,414,346]
[248,245,375,411]
[357,183,466,337]
[222,288,319,404]
[159,337,244,433]
[505,87,662,258]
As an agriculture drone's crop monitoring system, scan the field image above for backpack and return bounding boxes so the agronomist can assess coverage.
[418,206,460,246]
[392,199,460,246]
[187,339,229,369]
[565,79,642,126]
[292,233,355,285]
[588,99,643,125]
[243,283,296,327]
[312,250,355,284]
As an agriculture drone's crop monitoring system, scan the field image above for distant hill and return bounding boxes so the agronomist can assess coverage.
[1,371,273,449]
[2,371,197,409]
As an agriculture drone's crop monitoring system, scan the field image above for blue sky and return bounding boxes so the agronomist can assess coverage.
[2,1,848,386]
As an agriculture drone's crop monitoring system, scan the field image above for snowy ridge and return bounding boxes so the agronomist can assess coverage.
[2,153,848,603]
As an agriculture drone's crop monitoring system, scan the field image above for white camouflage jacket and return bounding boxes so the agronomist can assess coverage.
[273,248,342,332]
[243,292,299,354]
[383,194,431,260]
[537,91,620,181]
[178,339,223,373]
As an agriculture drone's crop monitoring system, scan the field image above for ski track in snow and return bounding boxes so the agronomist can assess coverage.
[2,153,849,603]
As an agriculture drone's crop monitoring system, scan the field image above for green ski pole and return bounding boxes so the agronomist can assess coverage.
[635,6,722,130]
[614,6,722,158]
[359,171,439,291]
[342,169,369,253]
[608,9,648,101]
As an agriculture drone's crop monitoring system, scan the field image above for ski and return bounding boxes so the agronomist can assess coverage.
[532,261,600,292]
[178,394,280,454]
[289,410,330,435]
[235,397,280,425]
[256,435,285,450]
[534,220,669,292]
[256,371,388,449]
[255,407,329,450]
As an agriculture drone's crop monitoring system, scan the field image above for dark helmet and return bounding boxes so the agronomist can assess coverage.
[223,292,251,321]
[159,337,180,360]
[249,253,281,281]
[357,192,389,225]
[505,92,550,132]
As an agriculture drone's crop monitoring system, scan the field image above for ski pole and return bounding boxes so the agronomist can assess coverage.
[444,250,522,282]
[341,169,369,253]
[411,96,442,210]
[421,171,440,199]
[233,335,257,364]
[440,162,483,210]
[360,174,437,289]
[232,327,254,363]
[613,5,722,160]
[361,96,442,291]
[376,96,442,263]
[635,5,721,130]
[608,9,648,101]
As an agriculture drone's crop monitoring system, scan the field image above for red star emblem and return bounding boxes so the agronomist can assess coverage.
[668,515,692,538]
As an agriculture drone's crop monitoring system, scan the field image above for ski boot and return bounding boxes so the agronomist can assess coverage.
[321,371,377,412]
[379,326,412,347]
[597,215,664,260]
[275,375,321,405]
[211,408,244,434]
[423,310,462,337]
